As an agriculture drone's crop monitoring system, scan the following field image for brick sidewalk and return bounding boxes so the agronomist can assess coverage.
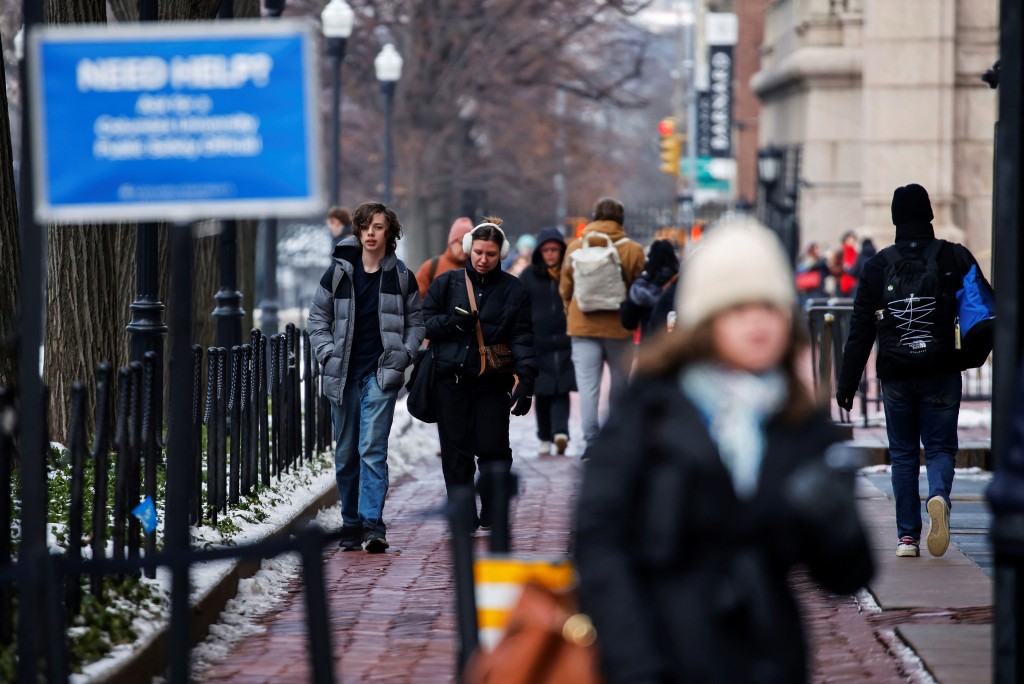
[201,433,933,683]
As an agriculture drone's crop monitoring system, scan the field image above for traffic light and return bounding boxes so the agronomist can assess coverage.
[658,117,682,177]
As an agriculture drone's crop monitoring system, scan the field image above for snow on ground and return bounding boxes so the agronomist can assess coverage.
[180,397,440,680]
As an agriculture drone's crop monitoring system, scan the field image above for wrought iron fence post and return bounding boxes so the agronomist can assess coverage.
[90,363,113,597]
[65,382,87,613]
[258,333,271,486]
[303,331,314,465]
[112,367,131,576]
[298,525,336,683]
[142,353,159,579]
[127,362,143,574]
[270,334,281,478]
[204,348,218,526]
[229,346,241,505]
[191,345,204,526]
[217,347,229,514]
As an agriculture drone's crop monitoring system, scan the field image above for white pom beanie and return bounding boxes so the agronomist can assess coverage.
[675,217,797,333]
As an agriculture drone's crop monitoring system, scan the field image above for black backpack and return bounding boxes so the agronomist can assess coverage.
[875,240,956,367]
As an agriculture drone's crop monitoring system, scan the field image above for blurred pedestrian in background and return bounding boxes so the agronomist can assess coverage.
[795,241,830,303]
[519,228,576,456]
[327,205,352,250]
[415,217,475,299]
[423,218,537,530]
[503,233,537,277]
[837,230,860,296]
[575,217,874,684]
[560,197,645,450]
[620,239,680,340]
[849,237,877,298]
[308,202,423,553]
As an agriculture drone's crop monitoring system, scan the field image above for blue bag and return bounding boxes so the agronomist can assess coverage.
[955,263,995,369]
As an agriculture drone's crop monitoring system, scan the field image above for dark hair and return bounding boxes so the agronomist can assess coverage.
[593,197,625,225]
[328,206,351,225]
[636,313,815,423]
[351,202,403,255]
[469,216,507,249]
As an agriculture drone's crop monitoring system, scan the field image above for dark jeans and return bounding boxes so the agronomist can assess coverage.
[435,374,514,526]
[881,373,961,541]
[535,393,570,441]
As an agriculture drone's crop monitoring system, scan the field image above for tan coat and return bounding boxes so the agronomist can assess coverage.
[559,220,646,339]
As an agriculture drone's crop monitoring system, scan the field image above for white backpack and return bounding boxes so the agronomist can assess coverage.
[570,233,632,313]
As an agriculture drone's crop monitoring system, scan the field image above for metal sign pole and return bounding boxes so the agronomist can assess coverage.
[16,2,47,680]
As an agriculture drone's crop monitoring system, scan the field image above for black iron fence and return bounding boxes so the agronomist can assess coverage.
[0,323,339,682]
[806,299,993,426]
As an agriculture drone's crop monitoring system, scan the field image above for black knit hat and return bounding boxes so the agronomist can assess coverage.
[891,184,934,225]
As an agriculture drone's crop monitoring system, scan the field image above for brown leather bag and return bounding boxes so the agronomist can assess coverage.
[463,582,604,684]
[464,271,515,376]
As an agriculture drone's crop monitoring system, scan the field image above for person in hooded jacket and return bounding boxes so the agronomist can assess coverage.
[519,228,576,456]
[308,202,424,553]
[423,218,537,530]
[575,217,874,684]
[620,239,680,339]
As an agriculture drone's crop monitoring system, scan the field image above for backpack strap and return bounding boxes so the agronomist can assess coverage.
[331,262,344,295]
[880,245,903,267]
[397,259,409,300]
[922,239,945,264]
[428,256,440,282]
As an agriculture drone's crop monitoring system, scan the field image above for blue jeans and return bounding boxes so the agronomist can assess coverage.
[881,373,961,541]
[331,374,399,533]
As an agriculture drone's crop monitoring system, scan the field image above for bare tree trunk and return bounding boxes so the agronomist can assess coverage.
[0,57,20,388]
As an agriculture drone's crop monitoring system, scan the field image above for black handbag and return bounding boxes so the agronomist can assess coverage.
[405,346,437,423]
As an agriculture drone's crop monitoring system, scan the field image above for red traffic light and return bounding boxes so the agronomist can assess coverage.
[657,117,675,137]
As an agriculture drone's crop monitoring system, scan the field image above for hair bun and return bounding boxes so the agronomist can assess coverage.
[482,216,503,227]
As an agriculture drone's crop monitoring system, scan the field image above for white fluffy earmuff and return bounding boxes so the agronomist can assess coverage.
[463,222,510,259]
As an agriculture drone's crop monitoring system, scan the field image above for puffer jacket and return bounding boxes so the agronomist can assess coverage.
[423,264,537,387]
[519,228,575,396]
[307,237,425,403]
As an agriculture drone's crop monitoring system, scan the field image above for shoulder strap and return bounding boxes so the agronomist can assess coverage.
[881,246,903,268]
[397,260,409,300]
[331,262,344,295]
[614,237,631,246]
[463,270,487,376]
[428,256,440,282]
[922,239,945,263]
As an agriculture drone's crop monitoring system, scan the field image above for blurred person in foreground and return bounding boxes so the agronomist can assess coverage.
[519,228,576,456]
[308,202,424,553]
[575,217,874,684]
[423,218,537,530]
[415,217,475,299]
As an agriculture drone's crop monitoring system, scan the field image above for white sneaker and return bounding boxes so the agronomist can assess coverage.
[896,536,920,557]
[926,496,950,557]
[554,434,569,455]
[538,441,552,456]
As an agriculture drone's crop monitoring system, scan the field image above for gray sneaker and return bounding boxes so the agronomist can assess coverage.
[926,496,950,557]
[364,531,389,554]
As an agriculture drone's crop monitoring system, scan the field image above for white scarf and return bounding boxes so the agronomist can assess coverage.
[680,363,788,499]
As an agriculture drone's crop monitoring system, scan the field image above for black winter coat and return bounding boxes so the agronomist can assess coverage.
[423,265,537,387]
[519,236,576,396]
[837,222,983,394]
[575,374,873,684]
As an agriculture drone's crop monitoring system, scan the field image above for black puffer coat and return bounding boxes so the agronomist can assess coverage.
[575,374,874,684]
[518,229,576,396]
[423,265,537,387]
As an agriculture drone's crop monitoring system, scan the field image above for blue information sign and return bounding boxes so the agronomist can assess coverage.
[29,20,324,223]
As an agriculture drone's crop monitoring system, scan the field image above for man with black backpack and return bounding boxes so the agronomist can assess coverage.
[837,183,991,559]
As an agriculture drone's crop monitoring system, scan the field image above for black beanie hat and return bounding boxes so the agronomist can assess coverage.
[891,183,934,225]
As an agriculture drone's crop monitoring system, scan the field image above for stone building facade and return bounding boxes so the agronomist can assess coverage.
[750,0,997,270]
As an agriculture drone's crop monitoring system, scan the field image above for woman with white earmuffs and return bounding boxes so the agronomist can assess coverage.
[422,217,537,531]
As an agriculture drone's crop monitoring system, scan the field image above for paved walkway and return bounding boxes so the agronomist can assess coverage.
[201,417,992,683]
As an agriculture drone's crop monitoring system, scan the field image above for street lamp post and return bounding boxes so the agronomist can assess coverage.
[259,0,287,334]
[375,44,403,205]
[322,0,355,208]
[758,146,799,263]
[127,0,167,369]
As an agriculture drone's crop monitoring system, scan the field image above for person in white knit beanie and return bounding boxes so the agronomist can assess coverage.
[574,215,873,684]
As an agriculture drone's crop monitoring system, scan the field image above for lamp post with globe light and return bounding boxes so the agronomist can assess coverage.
[375,44,403,205]
[321,0,355,207]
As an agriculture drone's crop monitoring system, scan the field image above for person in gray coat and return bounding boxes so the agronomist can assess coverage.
[308,201,424,553]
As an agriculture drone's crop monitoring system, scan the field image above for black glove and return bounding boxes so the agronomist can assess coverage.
[451,310,479,332]
[835,389,854,412]
[510,382,533,416]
